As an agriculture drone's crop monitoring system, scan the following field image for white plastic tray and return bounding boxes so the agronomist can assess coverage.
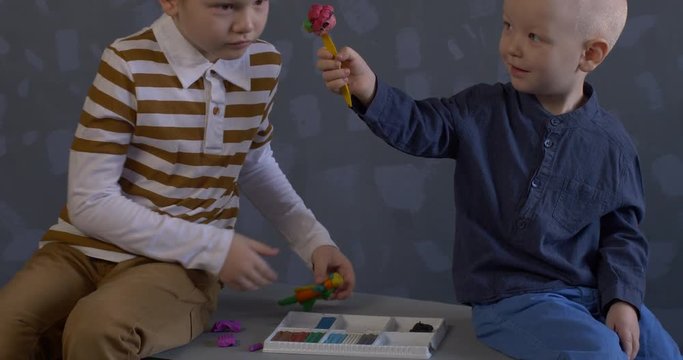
[263,311,447,359]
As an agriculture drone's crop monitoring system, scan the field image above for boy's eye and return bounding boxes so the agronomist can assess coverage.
[503,21,511,30]
[528,33,541,42]
[214,3,235,11]
[254,0,267,5]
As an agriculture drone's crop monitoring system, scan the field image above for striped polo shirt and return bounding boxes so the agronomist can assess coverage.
[38,15,331,274]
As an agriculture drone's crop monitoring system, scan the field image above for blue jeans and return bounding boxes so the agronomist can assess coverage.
[472,288,682,360]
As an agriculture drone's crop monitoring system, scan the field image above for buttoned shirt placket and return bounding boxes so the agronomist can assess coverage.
[204,69,226,154]
[515,116,567,232]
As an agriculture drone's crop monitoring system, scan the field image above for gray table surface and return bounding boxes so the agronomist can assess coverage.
[153,283,509,359]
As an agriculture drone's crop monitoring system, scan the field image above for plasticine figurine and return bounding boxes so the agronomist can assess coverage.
[277,272,344,311]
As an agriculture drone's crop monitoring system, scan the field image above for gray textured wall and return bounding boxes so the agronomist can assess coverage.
[1,0,681,345]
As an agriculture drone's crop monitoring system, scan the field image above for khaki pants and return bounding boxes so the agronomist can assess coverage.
[0,242,220,360]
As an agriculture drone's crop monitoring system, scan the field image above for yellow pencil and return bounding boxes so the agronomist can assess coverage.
[320,33,352,108]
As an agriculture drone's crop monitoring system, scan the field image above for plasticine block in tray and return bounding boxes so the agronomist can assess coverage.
[263,311,447,359]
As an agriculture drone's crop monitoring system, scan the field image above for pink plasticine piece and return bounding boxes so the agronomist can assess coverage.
[217,334,237,348]
[248,342,264,352]
[307,4,337,35]
[211,320,241,333]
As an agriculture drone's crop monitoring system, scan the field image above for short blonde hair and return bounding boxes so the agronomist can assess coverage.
[577,0,628,49]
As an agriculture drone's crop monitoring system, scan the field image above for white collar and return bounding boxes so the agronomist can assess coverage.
[151,14,251,91]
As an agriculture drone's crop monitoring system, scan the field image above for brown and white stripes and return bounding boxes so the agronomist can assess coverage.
[42,26,281,258]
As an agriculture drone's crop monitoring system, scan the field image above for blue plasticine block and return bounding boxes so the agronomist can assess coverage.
[315,316,337,329]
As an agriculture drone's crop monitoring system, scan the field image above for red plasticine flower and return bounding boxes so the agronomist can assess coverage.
[303,4,352,108]
[305,4,337,35]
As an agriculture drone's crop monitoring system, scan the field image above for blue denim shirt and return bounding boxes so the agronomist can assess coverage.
[354,80,648,313]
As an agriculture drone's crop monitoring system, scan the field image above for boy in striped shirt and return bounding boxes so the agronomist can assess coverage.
[0,0,355,358]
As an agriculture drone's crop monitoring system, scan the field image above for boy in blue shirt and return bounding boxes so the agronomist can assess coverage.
[317,0,680,359]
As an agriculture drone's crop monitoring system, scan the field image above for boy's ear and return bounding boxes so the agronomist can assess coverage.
[578,38,611,73]
[159,0,179,17]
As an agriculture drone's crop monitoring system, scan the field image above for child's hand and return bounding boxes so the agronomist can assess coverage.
[218,233,279,291]
[605,301,640,360]
[311,245,356,300]
[316,46,377,107]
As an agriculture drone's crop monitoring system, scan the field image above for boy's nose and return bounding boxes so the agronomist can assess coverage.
[233,11,255,33]
[505,36,522,58]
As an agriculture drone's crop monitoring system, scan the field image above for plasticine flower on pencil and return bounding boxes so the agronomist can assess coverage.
[304,4,353,108]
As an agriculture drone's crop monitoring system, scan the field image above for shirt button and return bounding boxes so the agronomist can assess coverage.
[517,218,529,230]
[544,139,554,148]
[531,178,540,188]
[212,107,220,115]
[551,118,561,126]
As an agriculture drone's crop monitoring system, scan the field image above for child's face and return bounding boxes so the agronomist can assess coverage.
[499,0,586,97]
[163,0,269,61]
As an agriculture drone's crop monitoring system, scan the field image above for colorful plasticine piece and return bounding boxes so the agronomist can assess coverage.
[277,272,344,311]
[304,4,352,108]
